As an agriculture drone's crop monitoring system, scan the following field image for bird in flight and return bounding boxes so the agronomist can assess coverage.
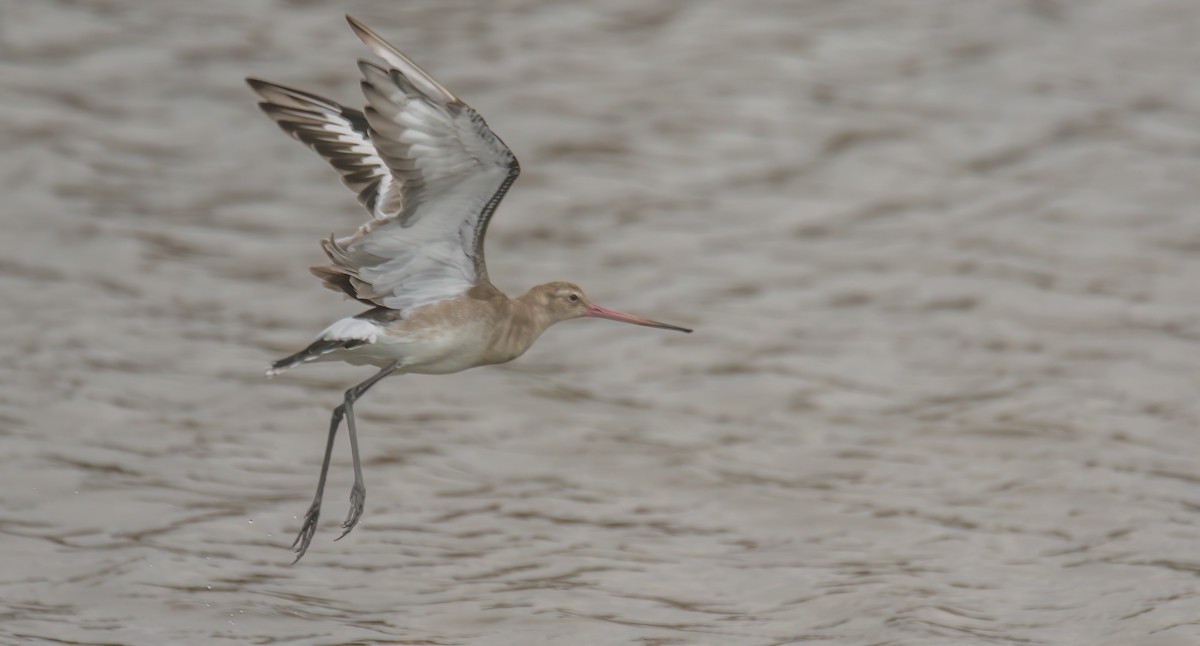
[247,16,691,561]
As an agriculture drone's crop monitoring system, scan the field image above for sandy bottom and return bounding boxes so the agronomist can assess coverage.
[4,1,1200,644]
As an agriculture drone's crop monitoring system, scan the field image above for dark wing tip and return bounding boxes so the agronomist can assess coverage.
[246,77,270,96]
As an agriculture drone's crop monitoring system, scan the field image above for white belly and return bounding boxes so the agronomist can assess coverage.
[334,319,494,374]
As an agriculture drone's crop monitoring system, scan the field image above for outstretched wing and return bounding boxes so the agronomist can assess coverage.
[246,79,397,219]
[249,16,520,313]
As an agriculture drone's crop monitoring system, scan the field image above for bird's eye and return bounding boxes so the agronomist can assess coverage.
[567,294,580,303]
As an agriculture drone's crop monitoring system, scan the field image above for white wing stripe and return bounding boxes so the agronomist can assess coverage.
[247,79,396,221]
[252,17,521,313]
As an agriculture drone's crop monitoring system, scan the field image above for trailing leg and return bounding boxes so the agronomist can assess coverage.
[335,361,400,541]
[291,402,346,562]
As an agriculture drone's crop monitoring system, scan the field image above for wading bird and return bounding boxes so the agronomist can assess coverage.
[248,16,691,561]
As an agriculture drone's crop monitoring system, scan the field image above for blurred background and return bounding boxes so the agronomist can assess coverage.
[3,1,1200,644]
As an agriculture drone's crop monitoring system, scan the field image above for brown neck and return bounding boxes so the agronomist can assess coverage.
[485,289,557,364]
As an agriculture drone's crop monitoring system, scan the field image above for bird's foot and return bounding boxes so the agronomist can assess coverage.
[336,483,366,541]
[291,500,321,563]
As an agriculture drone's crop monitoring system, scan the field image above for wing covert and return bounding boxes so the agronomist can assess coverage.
[281,17,520,313]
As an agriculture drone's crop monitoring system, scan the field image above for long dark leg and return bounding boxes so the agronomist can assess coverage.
[291,361,399,562]
[335,361,399,540]
[291,403,345,562]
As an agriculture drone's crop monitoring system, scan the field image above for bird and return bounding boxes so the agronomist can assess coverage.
[247,16,692,562]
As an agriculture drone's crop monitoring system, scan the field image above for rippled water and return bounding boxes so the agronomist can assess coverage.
[4,1,1200,644]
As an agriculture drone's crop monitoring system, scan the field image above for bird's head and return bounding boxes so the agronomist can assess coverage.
[526,281,692,333]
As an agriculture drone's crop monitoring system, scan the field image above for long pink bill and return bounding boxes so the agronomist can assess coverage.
[585,304,692,333]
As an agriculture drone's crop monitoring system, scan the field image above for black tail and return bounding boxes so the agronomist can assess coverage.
[266,338,367,376]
